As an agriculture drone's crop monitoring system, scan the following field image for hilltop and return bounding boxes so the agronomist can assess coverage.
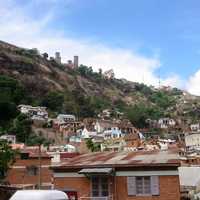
[0,40,200,130]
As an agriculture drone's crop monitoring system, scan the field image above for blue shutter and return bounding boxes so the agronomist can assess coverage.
[127,176,136,195]
[151,176,159,195]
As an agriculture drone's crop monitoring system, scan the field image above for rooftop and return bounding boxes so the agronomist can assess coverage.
[52,149,180,169]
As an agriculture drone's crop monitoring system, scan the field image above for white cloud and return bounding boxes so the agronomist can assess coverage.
[186,69,200,96]
[162,74,183,89]
[0,0,182,88]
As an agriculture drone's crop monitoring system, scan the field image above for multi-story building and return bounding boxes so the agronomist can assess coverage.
[6,149,52,189]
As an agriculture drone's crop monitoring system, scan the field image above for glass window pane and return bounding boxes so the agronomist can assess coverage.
[136,176,151,195]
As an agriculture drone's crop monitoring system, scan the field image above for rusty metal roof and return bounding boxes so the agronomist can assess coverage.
[52,149,180,169]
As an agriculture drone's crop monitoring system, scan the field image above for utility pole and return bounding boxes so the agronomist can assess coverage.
[38,144,42,189]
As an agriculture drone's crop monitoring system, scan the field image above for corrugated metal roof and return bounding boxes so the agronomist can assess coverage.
[52,149,180,169]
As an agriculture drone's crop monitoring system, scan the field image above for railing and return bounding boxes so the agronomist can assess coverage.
[80,196,113,200]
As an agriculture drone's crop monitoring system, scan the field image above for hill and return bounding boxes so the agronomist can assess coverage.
[1,40,200,132]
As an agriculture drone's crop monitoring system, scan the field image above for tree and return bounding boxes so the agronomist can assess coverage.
[42,92,64,112]
[86,138,100,152]
[0,140,16,180]
[150,91,175,109]
[127,103,162,128]
[11,114,32,143]
[0,75,25,130]
[0,102,18,126]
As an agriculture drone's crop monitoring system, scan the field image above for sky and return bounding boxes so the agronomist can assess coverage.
[1,0,200,95]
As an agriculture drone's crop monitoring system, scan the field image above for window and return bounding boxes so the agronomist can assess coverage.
[136,176,151,195]
[26,165,38,176]
[20,153,29,160]
[91,176,109,197]
[127,176,159,196]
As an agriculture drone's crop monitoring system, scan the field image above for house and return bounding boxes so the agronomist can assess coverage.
[158,118,176,129]
[179,167,200,193]
[56,114,76,124]
[190,123,200,132]
[124,132,142,149]
[101,137,126,152]
[63,144,76,153]
[98,109,112,119]
[118,119,138,135]
[69,135,82,143]
[58,122,82,140]
[6,148,52,189]
[51,150,181,200]
[81,127,97,139]
[0,134,16,144]
[94,120,118,133]
[18,105,48,120]
[103,127,123,139]
[185,133,200,151]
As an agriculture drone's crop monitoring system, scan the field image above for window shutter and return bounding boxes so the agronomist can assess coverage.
[127,176,136,195]
[151,176,159,195]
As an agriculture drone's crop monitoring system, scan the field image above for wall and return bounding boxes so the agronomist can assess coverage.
[54,177,90,198]
[54,174,180,200]
[115,175,180,200]
[6,158,52,186]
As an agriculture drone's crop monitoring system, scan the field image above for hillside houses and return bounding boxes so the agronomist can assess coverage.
[146,117,177,130]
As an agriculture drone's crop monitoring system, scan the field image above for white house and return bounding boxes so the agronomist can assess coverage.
[18,105,48,120]
[94,120,118,133]
[103,127,123,139]
[57,114,76,124]
[81,127,97,139]
[158,118,176,129]
[0,134,16,144]
[179,166,200,191]
[63,144,76,153]
[185,134,200,150]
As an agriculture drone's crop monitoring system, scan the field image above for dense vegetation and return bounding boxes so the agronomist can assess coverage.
[0,72,179,138]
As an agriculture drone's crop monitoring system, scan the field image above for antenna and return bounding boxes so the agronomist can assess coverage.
[158,69,161,89]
